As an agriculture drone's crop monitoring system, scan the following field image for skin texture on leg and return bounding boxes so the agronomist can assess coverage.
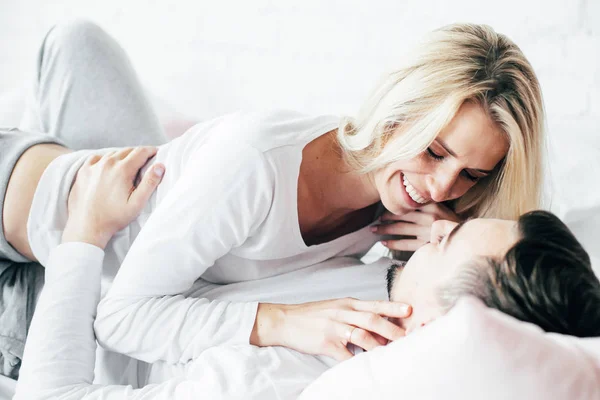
[19,20,167,150]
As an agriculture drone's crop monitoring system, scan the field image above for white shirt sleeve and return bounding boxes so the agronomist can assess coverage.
[94,141,274,364]
[15,243,305,400]
[14,243,194,399]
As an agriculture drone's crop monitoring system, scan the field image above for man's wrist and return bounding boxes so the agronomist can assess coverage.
[62,220,111,249]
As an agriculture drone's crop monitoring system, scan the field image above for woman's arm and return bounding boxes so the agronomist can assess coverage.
[93,140,413,364]
[13,148,323,400]
[94,140,274,364]
[92,139,414,364]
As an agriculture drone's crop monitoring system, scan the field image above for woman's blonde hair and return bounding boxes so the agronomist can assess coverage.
[338,23,544,219]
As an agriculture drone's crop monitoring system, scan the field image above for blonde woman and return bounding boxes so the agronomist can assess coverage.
[2,20,543,366]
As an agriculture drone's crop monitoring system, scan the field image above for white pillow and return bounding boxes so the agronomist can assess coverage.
[300,297,600,400]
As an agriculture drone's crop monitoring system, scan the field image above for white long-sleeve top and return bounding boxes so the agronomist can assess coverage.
[15,243,335,400]
[27,110,380,365]
[15,243,184,399]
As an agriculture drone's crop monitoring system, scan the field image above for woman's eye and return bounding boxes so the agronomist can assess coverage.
[462,171,480,182]
[427,148,444,161]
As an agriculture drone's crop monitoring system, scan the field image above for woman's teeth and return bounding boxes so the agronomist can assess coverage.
[403,175,427,204]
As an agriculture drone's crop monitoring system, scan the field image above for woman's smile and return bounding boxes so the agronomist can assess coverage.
[401,173,428,205]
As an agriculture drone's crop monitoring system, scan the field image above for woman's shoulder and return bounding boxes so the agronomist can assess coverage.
[212,109,340,152]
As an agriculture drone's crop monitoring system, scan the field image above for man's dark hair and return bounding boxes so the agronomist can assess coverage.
[438,210,600,337]
[386,260,405,299]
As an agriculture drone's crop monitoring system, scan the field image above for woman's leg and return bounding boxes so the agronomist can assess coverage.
[0,259,45,379]
[19,20,167,150]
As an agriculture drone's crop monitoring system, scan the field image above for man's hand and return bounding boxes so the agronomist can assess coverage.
[62,147,165,249]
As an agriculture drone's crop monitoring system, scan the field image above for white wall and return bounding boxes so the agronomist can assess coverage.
[1,0,598,129]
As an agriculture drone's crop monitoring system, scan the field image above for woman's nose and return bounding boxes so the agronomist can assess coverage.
[426,170,459,202]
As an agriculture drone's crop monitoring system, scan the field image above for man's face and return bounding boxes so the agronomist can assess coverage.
[389,218,519,334]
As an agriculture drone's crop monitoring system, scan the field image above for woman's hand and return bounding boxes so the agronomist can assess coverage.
[62,147,165,249]
[251,298,412,361]
[371,203,461,252]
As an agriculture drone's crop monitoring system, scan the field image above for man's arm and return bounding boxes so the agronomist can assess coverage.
[14,242,199,399]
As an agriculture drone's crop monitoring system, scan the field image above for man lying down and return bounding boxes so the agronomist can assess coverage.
[15,153,600,399]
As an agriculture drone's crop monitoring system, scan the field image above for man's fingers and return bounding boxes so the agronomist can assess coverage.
[129,163,165,211]
[123,147,158,170]
[112,147,136,160]
[85,154,102,166]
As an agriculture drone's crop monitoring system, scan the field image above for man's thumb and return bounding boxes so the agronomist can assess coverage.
[130,164,165,210]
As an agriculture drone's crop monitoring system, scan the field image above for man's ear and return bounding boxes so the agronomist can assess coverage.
[406,314,438,335]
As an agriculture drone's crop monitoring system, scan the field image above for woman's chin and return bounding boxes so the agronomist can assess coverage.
[382,197,412,216]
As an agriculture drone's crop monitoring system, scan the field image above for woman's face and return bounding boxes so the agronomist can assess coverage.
[373,102,509,216]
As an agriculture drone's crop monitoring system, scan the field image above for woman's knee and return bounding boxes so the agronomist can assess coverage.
[42,19,115,61]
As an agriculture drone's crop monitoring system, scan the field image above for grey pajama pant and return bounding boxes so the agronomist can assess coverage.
[0,19,167,378]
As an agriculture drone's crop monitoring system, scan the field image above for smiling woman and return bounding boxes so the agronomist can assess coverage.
[359,24,544,252]
[378,101,509,215]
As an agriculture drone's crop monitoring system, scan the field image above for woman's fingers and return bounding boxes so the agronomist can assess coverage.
[343,326,382,352]
[129,163,165,211]
[331,343,354,362]
[376,204,461,252]
[372,221,429,238]
[381,210,434,225]
[340,309,405,342]
[265,298,413,361]
[351,299,412,319]
[372,332,389,346]
[380,210,422,222]
[416,203,445,214]
[382,238,428,251]
[380,204,459,223]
